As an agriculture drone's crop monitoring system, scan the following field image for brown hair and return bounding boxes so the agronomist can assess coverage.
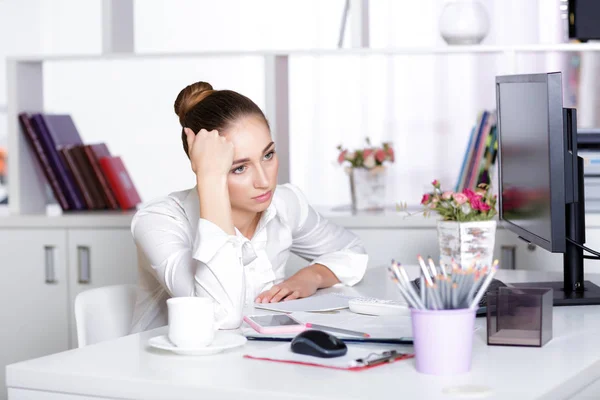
[174,81,269,157]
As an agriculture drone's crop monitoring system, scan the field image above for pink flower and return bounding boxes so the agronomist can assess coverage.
[421,194,431,205]
[463,188,481,201]
[337,150,347,164]
[432,179,439,187]
[470,197,490,212]
[363,154,376,168]
[363,149,373,159]
[453,192,468,205]
[386,147,395,162]
[470,197,483,211]
[375,149,386,163]
[442,191,453,200]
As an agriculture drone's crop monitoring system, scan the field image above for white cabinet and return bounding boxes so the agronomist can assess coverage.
[0,229,70,400]
[66,229,139,348]
[0,218,139,400]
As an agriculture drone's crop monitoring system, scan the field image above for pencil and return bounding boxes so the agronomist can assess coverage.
[305,323,371,338]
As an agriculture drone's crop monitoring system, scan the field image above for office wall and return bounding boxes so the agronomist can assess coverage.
[1,0,573,208]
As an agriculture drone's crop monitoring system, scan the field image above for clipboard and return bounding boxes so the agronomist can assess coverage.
[244,343,414,371]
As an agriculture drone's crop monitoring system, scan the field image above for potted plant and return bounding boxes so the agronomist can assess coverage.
[421,179,498,268]
[337,138,394,211]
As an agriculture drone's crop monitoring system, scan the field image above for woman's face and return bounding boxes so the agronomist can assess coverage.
[224,115,279,215]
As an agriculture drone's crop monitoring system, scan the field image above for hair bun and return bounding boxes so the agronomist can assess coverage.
[174,81,214,124]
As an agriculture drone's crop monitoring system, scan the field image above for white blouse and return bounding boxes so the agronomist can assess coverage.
[129,183,368,333]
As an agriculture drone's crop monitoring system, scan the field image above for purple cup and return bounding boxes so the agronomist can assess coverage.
[410,307,476,375]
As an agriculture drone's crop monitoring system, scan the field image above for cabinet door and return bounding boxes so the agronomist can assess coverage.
[0,229,69,400]
[67,229,139,348]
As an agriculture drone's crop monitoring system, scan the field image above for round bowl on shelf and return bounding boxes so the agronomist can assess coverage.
[439,0,490,45]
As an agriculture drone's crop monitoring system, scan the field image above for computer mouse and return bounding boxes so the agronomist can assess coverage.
[290,330,348,358]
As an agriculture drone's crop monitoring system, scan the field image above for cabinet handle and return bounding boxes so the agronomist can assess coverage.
[78,246,91,284]
[44,246,56,284]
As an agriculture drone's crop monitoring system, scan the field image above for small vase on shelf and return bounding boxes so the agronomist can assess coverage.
[439,0,490,45]
[336,138,394,213]
[348,166,387,212]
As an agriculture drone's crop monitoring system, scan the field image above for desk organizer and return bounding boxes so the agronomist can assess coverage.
[486,287,553,347]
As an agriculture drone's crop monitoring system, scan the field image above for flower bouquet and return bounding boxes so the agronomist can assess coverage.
[421,180,498,268]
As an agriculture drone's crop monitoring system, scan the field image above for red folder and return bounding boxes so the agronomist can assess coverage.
[98,156,141,209]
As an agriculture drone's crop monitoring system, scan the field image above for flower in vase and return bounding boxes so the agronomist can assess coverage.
[420,180,497,222]
[336,138,395,170]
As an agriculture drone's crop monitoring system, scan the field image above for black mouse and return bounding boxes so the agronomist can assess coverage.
[290,330,348,358]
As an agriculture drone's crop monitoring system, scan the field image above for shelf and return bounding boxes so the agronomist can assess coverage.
[8,43,600,63]
[0,210,136,228]
[7,41,600,217]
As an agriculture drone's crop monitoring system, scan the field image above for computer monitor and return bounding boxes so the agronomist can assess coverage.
[496,71,600,306]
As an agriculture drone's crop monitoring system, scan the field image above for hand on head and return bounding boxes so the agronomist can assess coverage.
[184,128,234,180]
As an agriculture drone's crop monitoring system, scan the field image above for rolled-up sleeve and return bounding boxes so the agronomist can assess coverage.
[284,184,368,286]
[131,198,249,329]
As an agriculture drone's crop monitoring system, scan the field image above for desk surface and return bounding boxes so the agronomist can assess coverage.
[7,267,600,400]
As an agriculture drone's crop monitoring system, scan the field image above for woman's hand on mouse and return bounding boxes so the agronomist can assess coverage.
[184,127,234,180]
[255,264,341,303]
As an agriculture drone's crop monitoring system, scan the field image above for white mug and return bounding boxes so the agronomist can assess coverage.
[167,297,223,348]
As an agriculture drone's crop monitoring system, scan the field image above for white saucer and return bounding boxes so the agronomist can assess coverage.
[148,332,247,356]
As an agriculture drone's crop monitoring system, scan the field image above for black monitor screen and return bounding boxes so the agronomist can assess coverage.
[498,82,552,243]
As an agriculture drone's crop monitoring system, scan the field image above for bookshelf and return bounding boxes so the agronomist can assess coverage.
[6,43,600,219]
[7,43,600,219]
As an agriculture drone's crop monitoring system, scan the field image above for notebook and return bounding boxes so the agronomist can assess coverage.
[244,343,413,371]
[253,293,354,313]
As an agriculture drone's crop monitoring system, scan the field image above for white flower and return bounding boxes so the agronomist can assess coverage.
[461,204,471,214]
[364,154,376,168]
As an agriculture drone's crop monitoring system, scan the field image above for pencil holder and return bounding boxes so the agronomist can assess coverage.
[486,287,553,347]
[410,308,476,375]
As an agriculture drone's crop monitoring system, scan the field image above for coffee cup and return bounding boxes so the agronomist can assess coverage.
[167,297,224,348]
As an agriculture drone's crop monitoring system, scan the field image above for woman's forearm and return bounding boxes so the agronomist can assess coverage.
[197,175,235,235]
[305,263,341,289]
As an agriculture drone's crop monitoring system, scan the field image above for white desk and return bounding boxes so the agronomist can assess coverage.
[7,266,600,400]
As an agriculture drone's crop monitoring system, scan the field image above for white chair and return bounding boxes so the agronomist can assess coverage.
[74,284,137,348]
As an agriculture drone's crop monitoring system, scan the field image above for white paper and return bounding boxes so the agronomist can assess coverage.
[253,293,354,313]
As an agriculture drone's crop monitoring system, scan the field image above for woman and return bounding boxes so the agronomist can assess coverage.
[130,81,368,333]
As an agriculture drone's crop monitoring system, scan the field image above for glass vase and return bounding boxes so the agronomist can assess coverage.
[348,166,387,212]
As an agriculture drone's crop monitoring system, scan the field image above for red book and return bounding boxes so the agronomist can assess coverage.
[98,156,141,209]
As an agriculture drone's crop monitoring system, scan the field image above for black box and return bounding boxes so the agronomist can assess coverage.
[569,0,600,41]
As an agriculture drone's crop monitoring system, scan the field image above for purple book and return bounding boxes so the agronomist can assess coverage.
[31,114,85,210]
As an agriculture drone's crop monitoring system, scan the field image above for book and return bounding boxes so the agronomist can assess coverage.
[30,113,85,210]
[83,144,120,209]
[59,146,95,209]
[99,156,141,209]
[18,113,70,210]
[69,145,108,209]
